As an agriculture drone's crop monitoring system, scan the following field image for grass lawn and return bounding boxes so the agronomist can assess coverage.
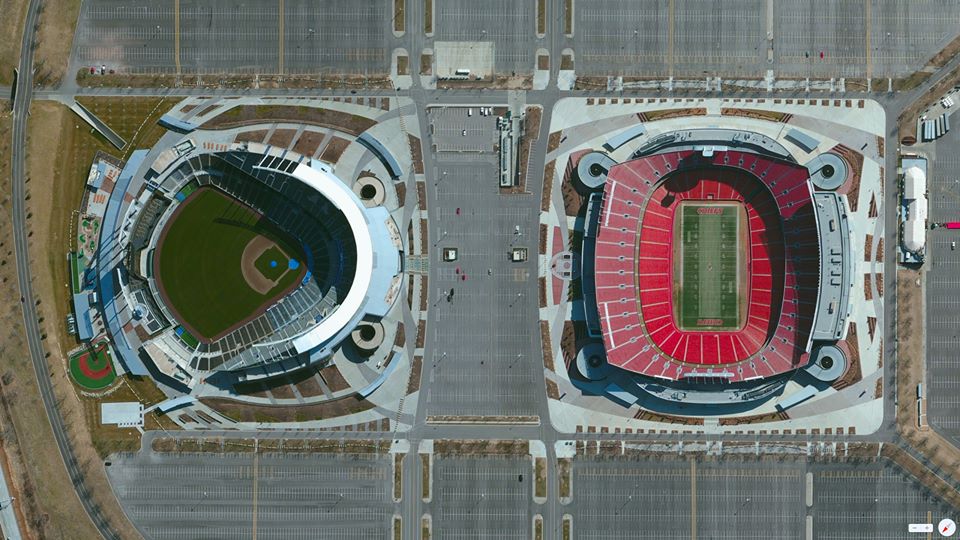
[676,202,741,330]
[254,245,291,281]
[156,187,305,339]
[68,344,116,390]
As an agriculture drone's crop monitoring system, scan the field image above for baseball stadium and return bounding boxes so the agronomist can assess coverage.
[576,128,855,408]
[137,144,401,383]
[69,117,405,390]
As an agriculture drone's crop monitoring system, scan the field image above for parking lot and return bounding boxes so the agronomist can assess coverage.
[434,0,536,75]
[107,451,395,539]
[427,107,499,153]
[565,455,948,539]
[425,159,542,417]
[430,456,533,539]
[812,462,952,539]
[573,0,960,78]
[926,124,960,446]
[74,0,390,75]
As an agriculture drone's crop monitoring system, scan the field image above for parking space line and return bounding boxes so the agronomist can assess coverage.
[174,0,180,74]
[864,0,871,79]
[278,0,284,75]
[668,0,675,78]
[690,458,697,540]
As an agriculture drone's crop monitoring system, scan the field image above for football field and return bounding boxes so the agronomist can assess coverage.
[676,202,743,330]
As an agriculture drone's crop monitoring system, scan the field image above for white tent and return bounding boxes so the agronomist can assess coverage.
[904,166,926,200]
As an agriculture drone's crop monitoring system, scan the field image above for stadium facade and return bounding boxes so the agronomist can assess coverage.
[578,128,854,406]
[80,137,402,389]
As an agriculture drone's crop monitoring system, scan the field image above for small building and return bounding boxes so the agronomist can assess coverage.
[100,402,144,428]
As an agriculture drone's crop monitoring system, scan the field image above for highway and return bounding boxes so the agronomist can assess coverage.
[9,0,120,539]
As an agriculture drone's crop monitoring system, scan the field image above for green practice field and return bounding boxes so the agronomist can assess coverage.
[676,202,743,330]
[69,345,117,390]
[155,188,305,340]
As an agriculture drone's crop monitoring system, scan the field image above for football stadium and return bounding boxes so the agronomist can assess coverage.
[576,127,856,408]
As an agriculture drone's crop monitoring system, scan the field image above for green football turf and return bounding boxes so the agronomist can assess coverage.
[156,188,305,340]
[677,202,741,330]
[254,246,290,282]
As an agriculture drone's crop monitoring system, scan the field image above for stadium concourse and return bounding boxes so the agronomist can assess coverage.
[544,107,880,422]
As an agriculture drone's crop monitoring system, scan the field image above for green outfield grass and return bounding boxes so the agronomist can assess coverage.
[677,202,741,330]
[254,246,290,281]
[156,188,305,340]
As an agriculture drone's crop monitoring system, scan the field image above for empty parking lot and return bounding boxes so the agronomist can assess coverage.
[74,0,390,75]
[107,450,395,540]
[429,455,533,539]
[565,454,949,539]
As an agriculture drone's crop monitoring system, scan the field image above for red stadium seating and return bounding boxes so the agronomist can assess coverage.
[595,149,818,383]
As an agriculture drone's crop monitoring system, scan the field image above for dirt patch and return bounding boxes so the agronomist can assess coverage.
[416,319,426,348]
[545,379,560,399]
[547,131,562,153]
[831,144,864,212]
[864,234,873,261]
[409,134,424,174]
[639,108,707,122]
[395,181,407,207]
[202,105,376,136]
[434,440,529,456]
[539,277,547,308]
[420,53,433,75]
[320,135,351,163]
[397,55,409,75]
[417,182,427,211]
[540,321,555,372]
[0,0,28,85]
[560,320,577,369]
[560,54,574,70]
[267,128,297,148]
[542,160,556,212]
[32,0,81,86]
[832,322,863,390]
[538,54,549,70]
[634,409,704,425]
[718,410,789,426]
[722,108,789,122]
[292,130,325,156]
[562,174,584,217]
[421,454,430,499]
[535,457,547,497]
[877,238,884,263]
[558,458,572,497]
[563,0,572,34]
[423,0,434,33]
[407,355,423,394]
[864,273,873,301]
[202,394,374,423]
[319,364,351,392]
[235,129,269,144]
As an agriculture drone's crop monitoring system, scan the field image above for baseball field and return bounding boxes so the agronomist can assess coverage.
[154,187,306,340]
[675,202,744,330]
